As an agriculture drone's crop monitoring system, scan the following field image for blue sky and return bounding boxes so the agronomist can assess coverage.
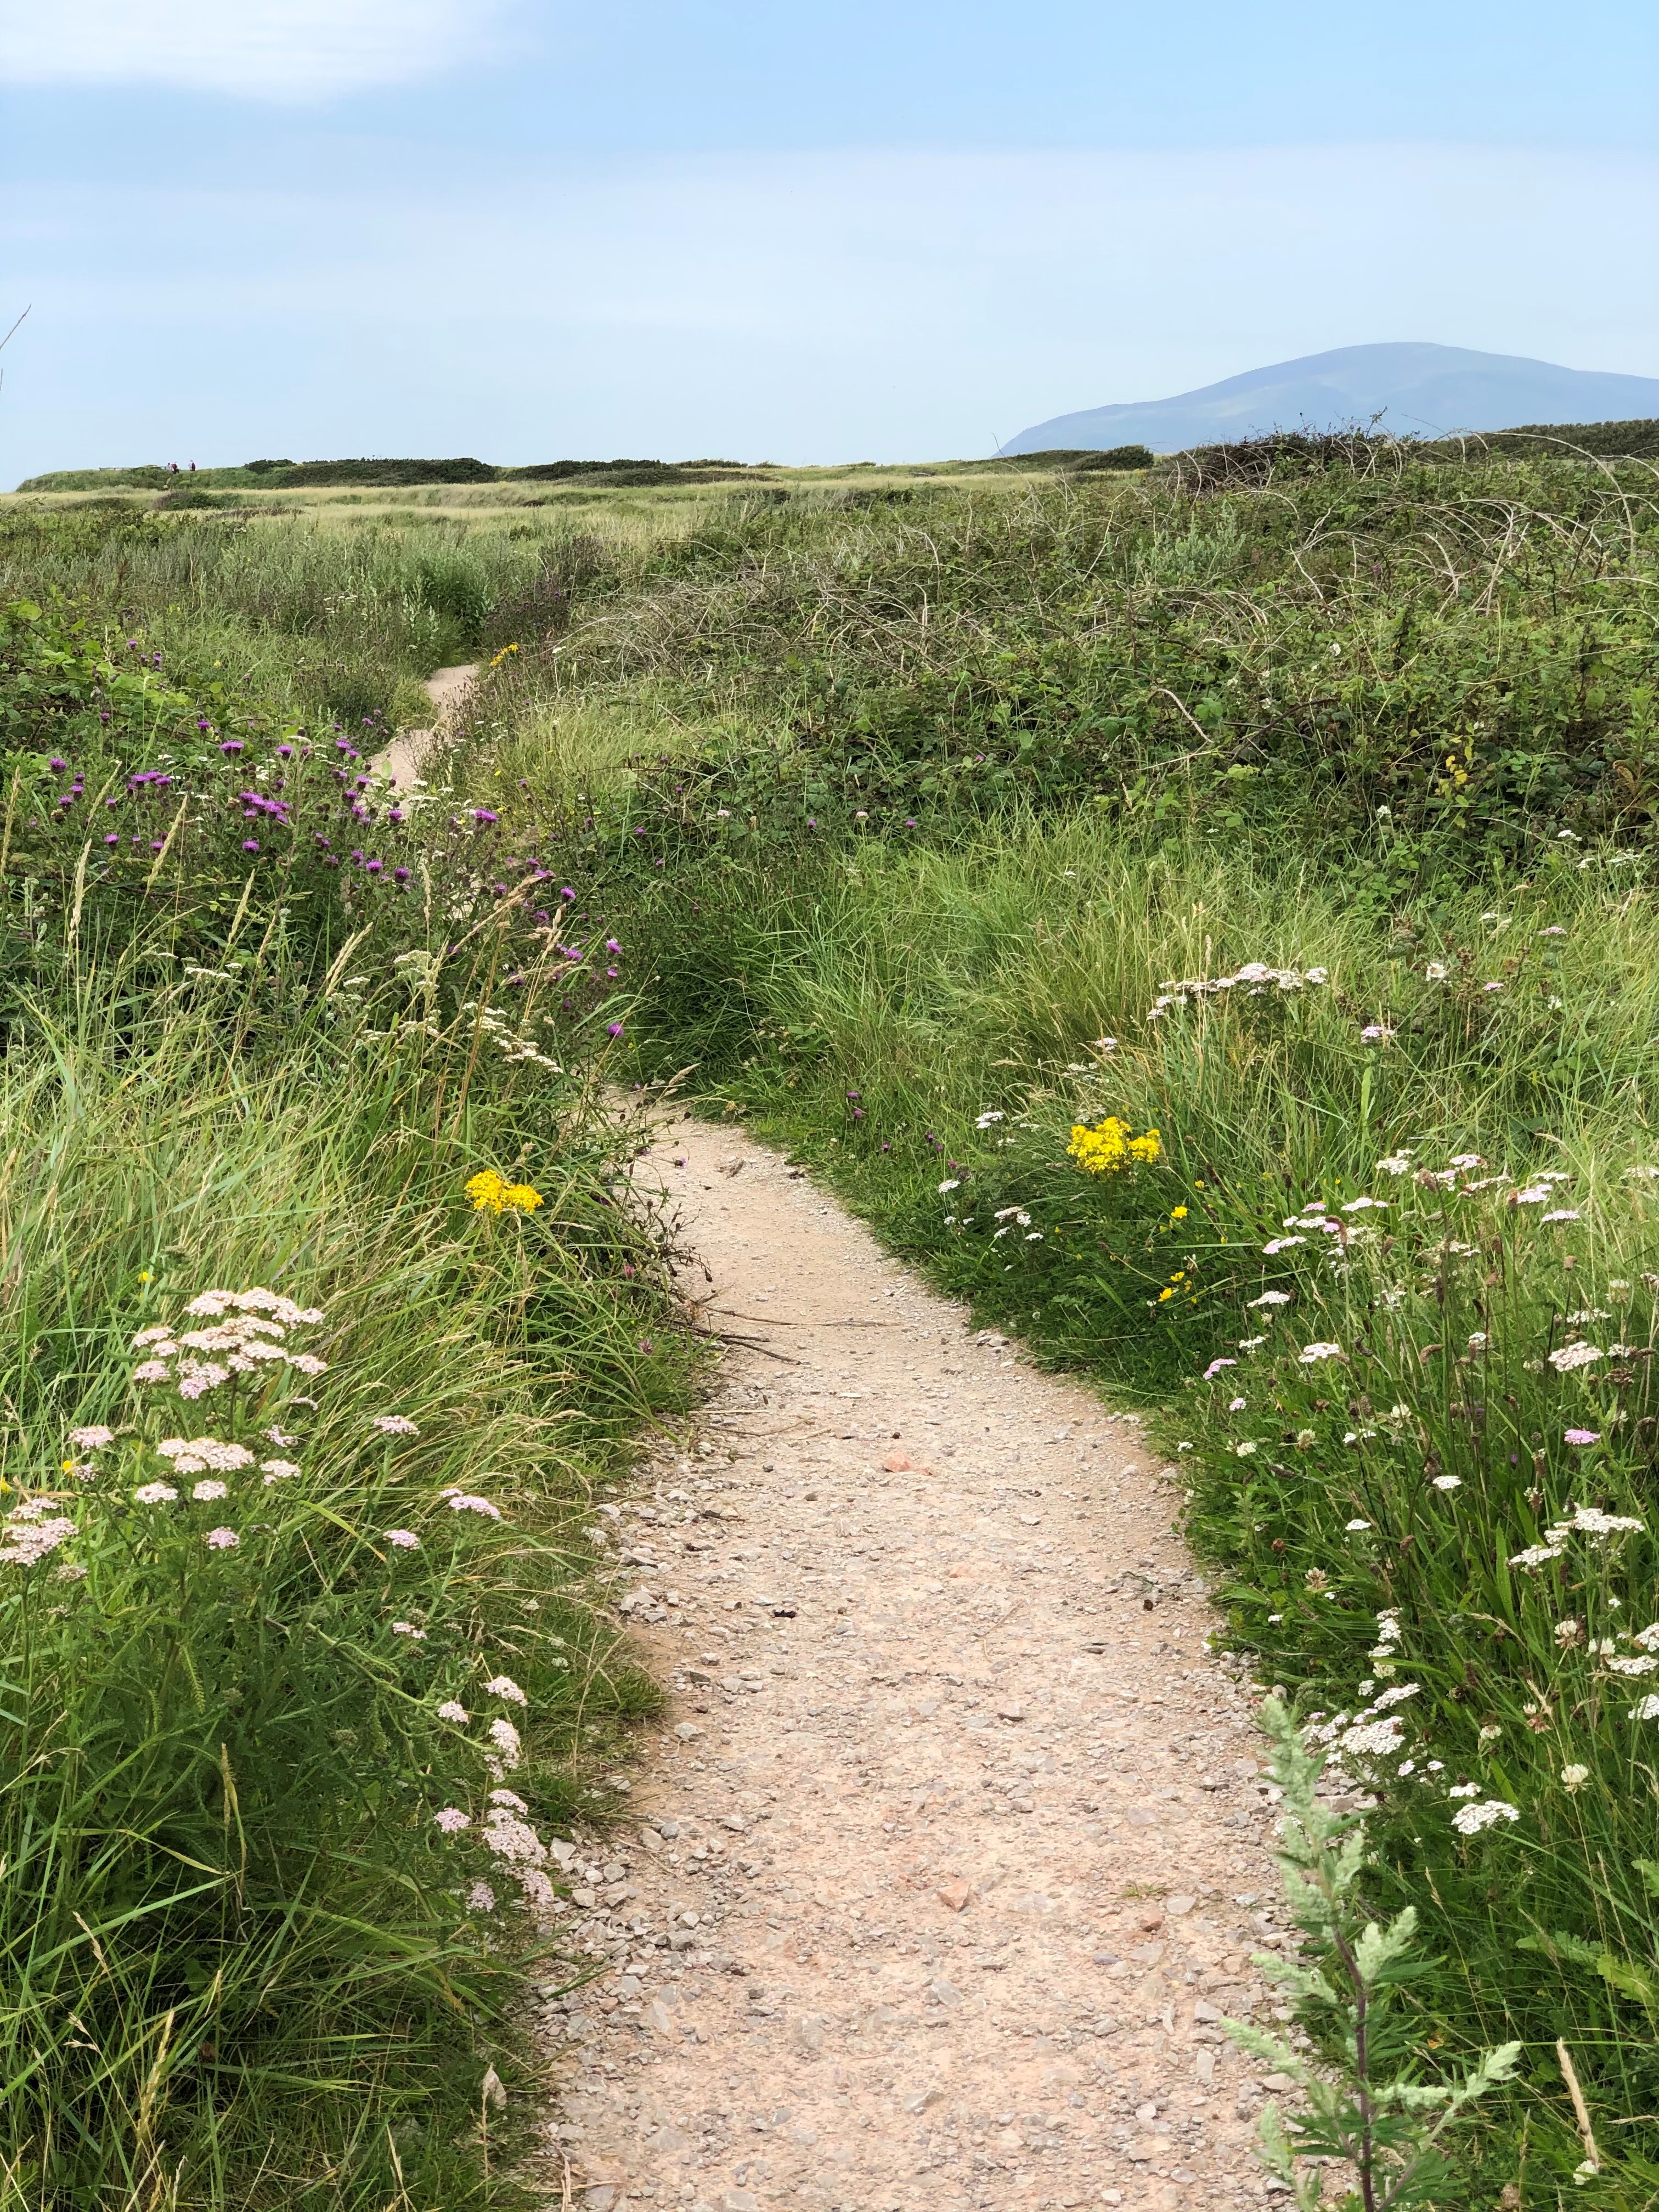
[2,0,1655,476]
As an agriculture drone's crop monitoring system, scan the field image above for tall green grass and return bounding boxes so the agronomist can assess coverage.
[0,943,693,2210]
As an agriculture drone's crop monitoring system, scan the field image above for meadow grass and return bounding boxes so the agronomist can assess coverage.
[0,586,703,2207]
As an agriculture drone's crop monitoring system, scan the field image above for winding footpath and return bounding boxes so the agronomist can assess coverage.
[532,1115,1292,2212]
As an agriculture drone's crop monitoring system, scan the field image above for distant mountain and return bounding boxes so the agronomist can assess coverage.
[1000,343,1659,456]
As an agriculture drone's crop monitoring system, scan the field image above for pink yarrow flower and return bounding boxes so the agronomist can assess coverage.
[385,1528,421,1549]
[1564,1428,1601,1446]
[204,1527,239,1550]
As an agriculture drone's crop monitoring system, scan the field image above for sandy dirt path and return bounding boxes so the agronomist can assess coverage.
[376,660,477,786]
[534,1115,1290,2212]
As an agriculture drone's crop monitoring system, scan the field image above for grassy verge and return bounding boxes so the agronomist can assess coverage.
[0,594,697,2207]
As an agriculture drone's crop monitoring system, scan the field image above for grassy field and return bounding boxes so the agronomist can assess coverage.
[12,434,1659,2204]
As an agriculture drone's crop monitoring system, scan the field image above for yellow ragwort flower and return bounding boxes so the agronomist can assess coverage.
[466,1170,545,1216]
[1066,1116,1162,1175]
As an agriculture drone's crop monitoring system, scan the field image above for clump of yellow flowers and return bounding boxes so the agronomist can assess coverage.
[1066,1115,1162,1174]
[466,1169,545,1215]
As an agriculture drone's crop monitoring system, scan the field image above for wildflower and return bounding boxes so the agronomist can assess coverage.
[1374,1683,1421,1709]
[1424,962,1447,980]
[1248,1290,1291,1308]
[372,1414,420,1436]
[1237,1335,1266,1350]
[1342,1196,1387,1213]
[204,1527,239,1550]
[975,1110,1005,1127]
[190,1479,228,1502]
[445,1492,502,1520]
[488,1716,522,1769]
[466,1170,544,1215]
[484,1673,527,1705]
[1234,1441,1257,1457]
[1067,1117,1160,1174]
[437,1700,469,1723]
[465,1880,496,1914]
[132,1324,174,1348]
[938,1178,960,1194]
[1632,1623,1659,1652]
[69,1426,115,1450]
[1262,1236,1306,1255]
[1448,1782,1479,1798]
[433,1807,471,1833]
[1510,1542,1565,1568]
[285,1353,328,1378]
[1299,1341,1343,1364]
[131,1359,172,1384]
[1563,1428,1599,1447]
[134,1481,178,1504]
[1478,1723,1503,1742]
[1360,1024,1394,1043]
[1560,1506,1644,1538]
[1452,1799,1520,1835]
[1345,1517,1372,1532]
[1607,1655,1658,1676]
[385,1528,420,1549]
[1628,1695,1659,1721]
[1432,1475,1463,1491]
[1466,1332,1488,1351]
[1340,1715,1405,1756]
[1541,1208,1581,1224]
[392,1621,427,1639]
[1203,1358,1237,1380]
[1548,1342,1604,1373]
[481,1802,544,1863]
[1229,1395,1246,1411]
[1560,1764,1589,1791]
[0,1506,76,1567]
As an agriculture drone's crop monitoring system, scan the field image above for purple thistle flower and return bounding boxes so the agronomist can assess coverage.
[242,839,259,853]
[219,740,244,755]
[606,1022,624,1037]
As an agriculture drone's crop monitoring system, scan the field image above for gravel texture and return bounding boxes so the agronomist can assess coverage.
[534,1115,1290,2211]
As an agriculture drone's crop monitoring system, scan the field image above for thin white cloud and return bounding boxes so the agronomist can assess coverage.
[0,0,492,100]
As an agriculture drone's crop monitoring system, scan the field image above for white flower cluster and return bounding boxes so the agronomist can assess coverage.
[156,1436,255,1476]
[132,1288,328,1399]
[1548,1341,1604,1374]
[0,1499,76,1568]
[456,1000,563,1074]
[1148,961,1329,1020]
[1510,1503,1645,1570]
[1451,1798,1520,1836]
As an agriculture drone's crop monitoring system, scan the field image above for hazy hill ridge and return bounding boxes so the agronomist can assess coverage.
[1001,341,1659,456]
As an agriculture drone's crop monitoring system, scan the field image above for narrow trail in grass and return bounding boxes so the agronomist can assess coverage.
[378,659,477,785]
[539,1115,1288,2212]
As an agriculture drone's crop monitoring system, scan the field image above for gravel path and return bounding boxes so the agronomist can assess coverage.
[534,1115,1288,2212]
